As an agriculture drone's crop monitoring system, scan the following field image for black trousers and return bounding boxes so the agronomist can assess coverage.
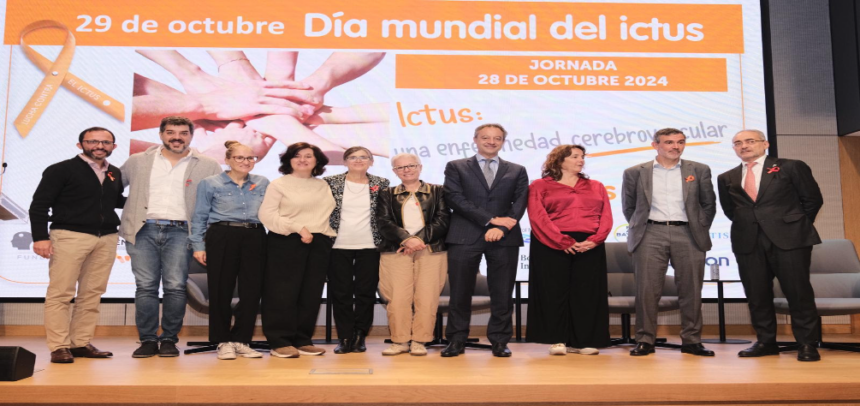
[328,248,381,338]
[445,242,519,345]
[262,232,333,348]
[736,229,819,345]
[205,224,266,344]
[526,233,610,348]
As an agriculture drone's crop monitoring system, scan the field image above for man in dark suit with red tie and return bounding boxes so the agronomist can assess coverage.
[717,129,824,362]
[441,123,529,358]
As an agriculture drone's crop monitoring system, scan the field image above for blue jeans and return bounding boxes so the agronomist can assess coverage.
[126,223,192,343]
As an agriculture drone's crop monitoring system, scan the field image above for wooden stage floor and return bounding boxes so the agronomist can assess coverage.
[2,335,860,405]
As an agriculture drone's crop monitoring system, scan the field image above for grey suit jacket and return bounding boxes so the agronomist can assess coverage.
[621,159,716,253]
[443,156,529,246]
[119,146,222,245]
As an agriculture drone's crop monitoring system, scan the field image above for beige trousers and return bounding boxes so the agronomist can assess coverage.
[45,229,118,351]
[378,248,447,343]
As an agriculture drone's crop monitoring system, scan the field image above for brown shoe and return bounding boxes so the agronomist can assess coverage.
[50,348,74,364]
[70,343,113,358]
[271,346,299,358]
[297,345,326,356]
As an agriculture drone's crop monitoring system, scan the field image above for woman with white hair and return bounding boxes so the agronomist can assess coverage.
[376,153,450,356]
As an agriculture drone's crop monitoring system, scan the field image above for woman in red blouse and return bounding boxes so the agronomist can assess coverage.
[526,144,612,356]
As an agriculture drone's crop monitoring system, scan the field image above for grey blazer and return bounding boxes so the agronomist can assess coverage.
[443,156,529,246]
[621,159,716,253]
[119,146,222,245]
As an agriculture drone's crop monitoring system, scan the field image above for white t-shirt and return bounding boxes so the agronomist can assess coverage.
[333,181,375,249]
[402,194,425,235]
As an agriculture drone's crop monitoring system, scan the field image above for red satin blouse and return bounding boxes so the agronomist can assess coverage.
[527,176,613,250]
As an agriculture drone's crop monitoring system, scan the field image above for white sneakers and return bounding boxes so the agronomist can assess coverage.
[549,344,600,356]
[218,342,263,360]
[410,342,428,356]
[217,343,237,360]
[233,342,263,358]
[382,342,410,356]
[567,347,600,355]
[549,343,567,355]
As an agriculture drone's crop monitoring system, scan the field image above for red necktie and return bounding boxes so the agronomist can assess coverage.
[744,162,757,201]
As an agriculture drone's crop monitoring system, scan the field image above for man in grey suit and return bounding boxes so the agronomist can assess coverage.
[621,127,717,357]
[441,123,529,357]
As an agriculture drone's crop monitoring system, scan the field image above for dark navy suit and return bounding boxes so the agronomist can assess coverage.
[443,155,529,345]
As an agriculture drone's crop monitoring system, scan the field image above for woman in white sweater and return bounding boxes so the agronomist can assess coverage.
[259,142,336,358]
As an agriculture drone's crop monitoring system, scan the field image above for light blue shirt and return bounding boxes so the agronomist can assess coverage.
[189,172,270,251]
[476,153,498,176]
[649,160,688,222]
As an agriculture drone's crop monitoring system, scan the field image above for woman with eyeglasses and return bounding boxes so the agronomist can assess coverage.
[259,142,336,358]
[190,140,269,360]
[323,147,390,354]
[376,153,450,356]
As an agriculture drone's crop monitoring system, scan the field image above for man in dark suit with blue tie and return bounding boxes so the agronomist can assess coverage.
[718,129,824,362]
[441,124,529,357]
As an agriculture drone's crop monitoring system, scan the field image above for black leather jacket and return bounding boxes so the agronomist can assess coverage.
[377,181,450,253]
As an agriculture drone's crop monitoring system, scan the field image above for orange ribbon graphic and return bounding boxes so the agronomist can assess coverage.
[14,20,125,138]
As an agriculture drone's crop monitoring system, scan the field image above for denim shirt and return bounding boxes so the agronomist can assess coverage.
[189,172,269,251]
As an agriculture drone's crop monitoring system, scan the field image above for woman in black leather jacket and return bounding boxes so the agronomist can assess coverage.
[376,153,450,356]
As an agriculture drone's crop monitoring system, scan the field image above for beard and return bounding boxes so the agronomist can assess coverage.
[163,139,188,154]
[83,147,112,160]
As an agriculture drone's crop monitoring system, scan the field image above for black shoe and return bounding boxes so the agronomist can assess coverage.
[334,338,353,354]
[491,343,512,357]
[158,341,180,357]
[738,341,780,358]
[353,330,367,353]
[441,340,465,357]
[681,343,715,357]
[630,342,655,356]
[797,343,821,362]
[132,341,159,358]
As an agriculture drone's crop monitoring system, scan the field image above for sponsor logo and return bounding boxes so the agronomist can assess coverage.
[710,231,730,239]
[613,224,629,242]
[706,256,731,266]
[11,231,33,250]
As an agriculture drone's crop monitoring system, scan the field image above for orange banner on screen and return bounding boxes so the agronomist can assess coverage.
[4,1,743,53]
[396,55,727,92]
[13,20,125,138]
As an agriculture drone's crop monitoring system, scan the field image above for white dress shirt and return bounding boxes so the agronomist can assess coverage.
[741,154,767,193]
[649,160,688,222]
[147,147,192,221]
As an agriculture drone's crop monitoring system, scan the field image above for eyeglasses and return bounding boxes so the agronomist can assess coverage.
[732,139,766,147]
[347,156,371,162]
[231,156,259,163]
[81,140,114,146]
[392,164,420,172]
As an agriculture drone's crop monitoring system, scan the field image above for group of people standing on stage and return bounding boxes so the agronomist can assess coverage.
[31,116,825,364]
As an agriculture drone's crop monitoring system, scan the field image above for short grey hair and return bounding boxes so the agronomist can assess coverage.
[653,127,684,143]
[391,153,421,167]
[735,129,766,141]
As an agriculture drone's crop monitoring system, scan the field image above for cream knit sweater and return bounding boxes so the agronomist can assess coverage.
[259,174,337,237]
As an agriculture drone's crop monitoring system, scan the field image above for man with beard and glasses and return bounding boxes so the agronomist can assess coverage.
[622,127,717,357]
[30,127,126,363]
[120,116,221,358]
